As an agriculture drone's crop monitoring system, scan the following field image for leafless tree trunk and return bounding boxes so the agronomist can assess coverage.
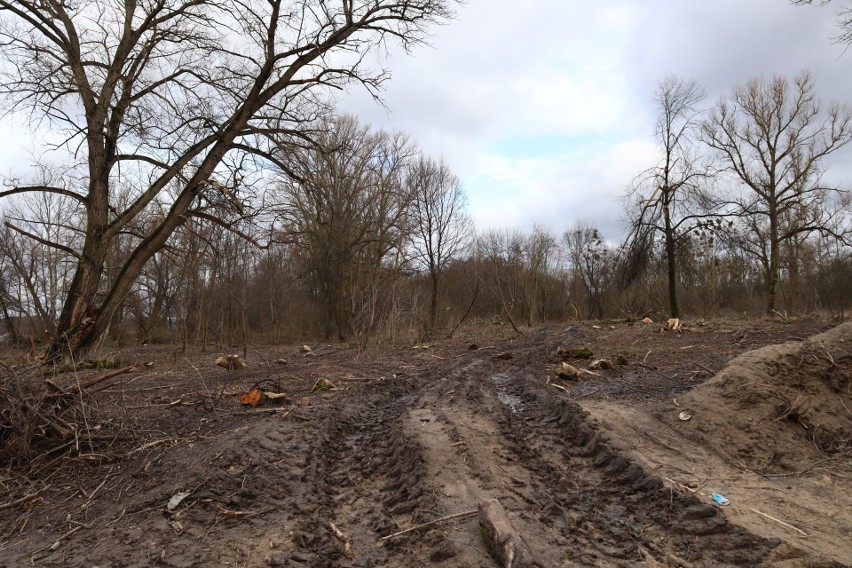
[627,76,707,319]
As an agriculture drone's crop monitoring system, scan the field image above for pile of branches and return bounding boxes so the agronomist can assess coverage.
[0,363,134,466]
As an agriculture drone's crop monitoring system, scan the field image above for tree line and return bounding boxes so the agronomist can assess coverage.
[0,1,849,360]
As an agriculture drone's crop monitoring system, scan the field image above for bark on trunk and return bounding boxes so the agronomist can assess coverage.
[767,204,779,315]
[663,197,680,319]
[428,271,439,336]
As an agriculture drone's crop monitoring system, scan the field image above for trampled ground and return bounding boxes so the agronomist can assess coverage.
[1,317,849,567]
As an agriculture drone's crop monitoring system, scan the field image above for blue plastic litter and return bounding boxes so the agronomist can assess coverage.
[712,493,730,506]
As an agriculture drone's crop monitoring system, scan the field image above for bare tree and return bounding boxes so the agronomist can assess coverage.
[563,222,613,320]
[275,115,415,341]
[520,225,558,326]
[701,72,852,314]
[626,76,707,319]
[0,190,80,335]
[0,0,456,361]
[792,0,852,44]
[476,229,526,334]
[406,155,471,335]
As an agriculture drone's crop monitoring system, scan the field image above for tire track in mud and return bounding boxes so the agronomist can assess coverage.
[391,351,782,567]
[251,350,776,567]
[281,349,784,567]
[52,345,817,567]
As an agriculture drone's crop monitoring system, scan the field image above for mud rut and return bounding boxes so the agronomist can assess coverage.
[17,340,792,568]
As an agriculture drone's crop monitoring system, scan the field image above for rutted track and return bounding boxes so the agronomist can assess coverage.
[249,346,781,566]
[4,329,841,567]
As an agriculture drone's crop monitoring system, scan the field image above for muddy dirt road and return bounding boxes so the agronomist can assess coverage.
[1,320,848,567]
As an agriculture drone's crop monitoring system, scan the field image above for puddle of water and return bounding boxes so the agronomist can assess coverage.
[491,374,523,412]
[497,392,522,412]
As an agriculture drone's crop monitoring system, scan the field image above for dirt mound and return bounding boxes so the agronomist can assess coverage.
[672,322,851,475]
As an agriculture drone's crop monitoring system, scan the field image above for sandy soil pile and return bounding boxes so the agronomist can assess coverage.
[672,322,851,475]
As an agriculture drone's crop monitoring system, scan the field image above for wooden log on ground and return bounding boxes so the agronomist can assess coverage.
[62,366,136,395]
[478,498,533,568]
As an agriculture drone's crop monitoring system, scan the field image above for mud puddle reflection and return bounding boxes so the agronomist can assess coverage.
[490,372,523,412]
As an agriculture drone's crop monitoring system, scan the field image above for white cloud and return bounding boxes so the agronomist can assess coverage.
[3,0,850,239]
[466,138,658,238]
[339,0,852,240]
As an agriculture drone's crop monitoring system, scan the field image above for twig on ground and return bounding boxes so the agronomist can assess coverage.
[771,309,790,322]
[575,387,602,398]
[839,397,852,418]
[748,507,809,537]
[31,523,87,558]
[126,438,175,457]
[213,503,271,518]
[0,486,50,512]
[379,509,477,541]
[638,362,677,382]
[329,521,351,552]
[664,478,699,494]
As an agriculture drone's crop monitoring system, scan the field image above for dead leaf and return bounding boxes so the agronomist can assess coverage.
[264,391,288,401]
[23,496,44,509]
[239,388,264,406]
[167,491,191,511]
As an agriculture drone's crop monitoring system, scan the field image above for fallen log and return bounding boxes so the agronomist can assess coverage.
[62,366,136,395]
[478,498,534,568]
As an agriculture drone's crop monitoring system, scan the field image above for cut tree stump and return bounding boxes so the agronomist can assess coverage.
[215,355,247,370]
[478,498,533,568]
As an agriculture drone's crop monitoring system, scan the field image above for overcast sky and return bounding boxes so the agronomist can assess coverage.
[338,0,852,240]
[1,1,850,243]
